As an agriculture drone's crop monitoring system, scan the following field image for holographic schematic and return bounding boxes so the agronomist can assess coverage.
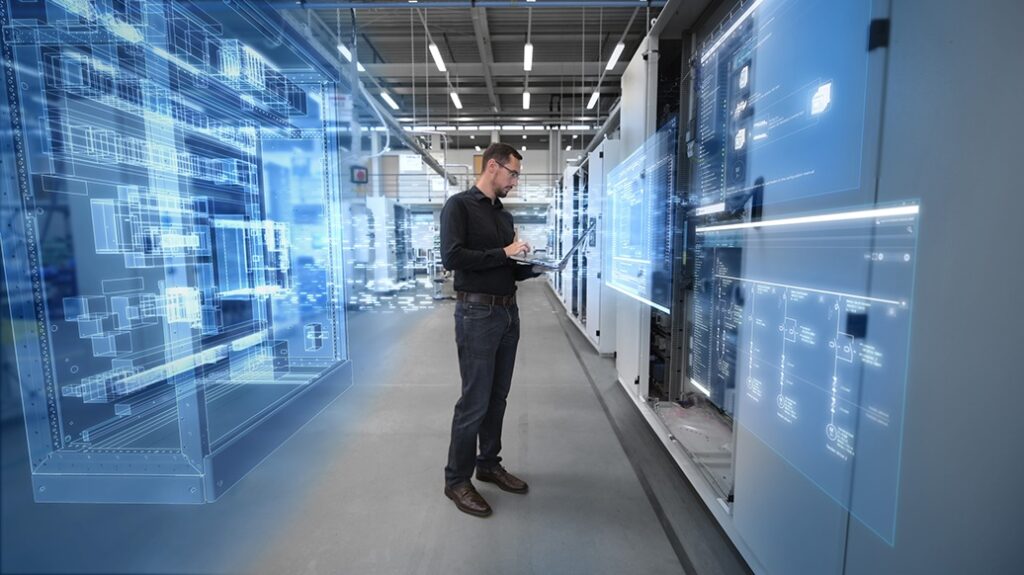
[0,0,351,503]
[692,204,920,544]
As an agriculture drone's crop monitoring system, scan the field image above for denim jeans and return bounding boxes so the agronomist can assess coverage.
[444,300,520,488]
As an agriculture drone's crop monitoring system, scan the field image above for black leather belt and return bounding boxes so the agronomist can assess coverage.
[457,291,516,306]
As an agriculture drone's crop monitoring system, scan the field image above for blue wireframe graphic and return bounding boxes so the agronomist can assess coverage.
[0,0,351,503]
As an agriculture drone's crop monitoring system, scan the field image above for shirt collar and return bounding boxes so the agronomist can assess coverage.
[470,186,502,209]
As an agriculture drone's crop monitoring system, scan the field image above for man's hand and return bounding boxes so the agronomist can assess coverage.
[504,240,530,258]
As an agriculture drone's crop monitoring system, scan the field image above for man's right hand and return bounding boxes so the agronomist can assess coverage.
[503,240,530,258]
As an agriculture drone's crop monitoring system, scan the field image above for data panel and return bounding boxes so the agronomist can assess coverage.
[693,204,919,543]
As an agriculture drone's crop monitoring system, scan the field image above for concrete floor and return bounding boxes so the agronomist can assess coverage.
[1,281,687,574]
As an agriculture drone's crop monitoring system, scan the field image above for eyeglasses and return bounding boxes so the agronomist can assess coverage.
[494,162,520,180]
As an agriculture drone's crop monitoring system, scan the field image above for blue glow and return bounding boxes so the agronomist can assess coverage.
[693,0,873,211]
[604,118,678,312]
[0,0,350,503]
[692,204,919,544]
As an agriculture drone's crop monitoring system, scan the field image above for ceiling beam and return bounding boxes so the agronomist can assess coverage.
[470,7,502,113]
[283,1,667,9]
[387,85,621,95]
[363,61,613,77]
[325,33,647,44]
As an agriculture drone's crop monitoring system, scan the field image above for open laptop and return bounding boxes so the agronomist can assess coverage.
[510,222,597,271]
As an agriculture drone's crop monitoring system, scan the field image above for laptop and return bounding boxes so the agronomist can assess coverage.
[510,222,597,271]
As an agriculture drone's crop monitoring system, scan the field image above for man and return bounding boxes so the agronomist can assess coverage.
[440,143,542,517]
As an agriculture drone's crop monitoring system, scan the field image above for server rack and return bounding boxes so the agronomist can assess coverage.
[0,0,353,503]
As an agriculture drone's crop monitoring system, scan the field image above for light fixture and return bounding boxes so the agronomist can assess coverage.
[429,43,447,72]
[336,44,366,72]
[475,145,482,152]
[449,91,463,109]
[572,134,578,139]
[521,145,527,151]
[380,91,400,110]
[606,42,626,71]
[470,134,475,139]
[522,134,527,140]
[587,92,599,110]
[523,43,534,72]
[522,91,531,110]
[565,145,572,151]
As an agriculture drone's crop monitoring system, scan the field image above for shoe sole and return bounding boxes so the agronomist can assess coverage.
[476,474,529,494]
[444,488,492,517]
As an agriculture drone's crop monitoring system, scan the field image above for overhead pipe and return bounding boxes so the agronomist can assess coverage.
[277,1,667,10]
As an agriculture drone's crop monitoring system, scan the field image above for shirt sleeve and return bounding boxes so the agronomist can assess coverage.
[440,197,509,271]
[513,262,544,281]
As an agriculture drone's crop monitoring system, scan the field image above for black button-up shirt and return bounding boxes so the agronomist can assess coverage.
[440,186,538,296]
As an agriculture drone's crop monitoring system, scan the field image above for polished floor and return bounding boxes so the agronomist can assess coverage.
[1,281,744,574]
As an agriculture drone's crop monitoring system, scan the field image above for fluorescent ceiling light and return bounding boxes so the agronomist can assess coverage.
[380,91,399,110]
[449,91,462,109]
[587,92,599,110]
[565,145,572,151]
[606,42,625,71]
[523,43,533,71]
[429,43,447,72]
[336,44,365,72]
[522,91,530,110]
[502,125,524,130]
[567,124,588,131]
[479,125,500,130]
[475,145,481,152]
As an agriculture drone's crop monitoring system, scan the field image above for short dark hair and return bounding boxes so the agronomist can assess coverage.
[481,143,522,172]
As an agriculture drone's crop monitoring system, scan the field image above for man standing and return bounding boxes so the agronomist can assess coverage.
[441,143,540,517]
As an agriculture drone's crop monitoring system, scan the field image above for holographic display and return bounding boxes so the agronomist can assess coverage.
[691,204,919,543]
[0,0,350,503]
[604,118,677,312]
[693,0,874,213]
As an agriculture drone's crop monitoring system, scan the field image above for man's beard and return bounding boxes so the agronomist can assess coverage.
[496,186,512,198]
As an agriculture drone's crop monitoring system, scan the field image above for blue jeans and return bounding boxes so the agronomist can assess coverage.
[445,300,520,488]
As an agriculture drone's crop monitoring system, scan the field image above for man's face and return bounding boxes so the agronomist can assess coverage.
[492,155,521,198]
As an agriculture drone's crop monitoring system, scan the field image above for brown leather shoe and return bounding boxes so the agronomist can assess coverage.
[476,464,529,494]
[444,482,492,517]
